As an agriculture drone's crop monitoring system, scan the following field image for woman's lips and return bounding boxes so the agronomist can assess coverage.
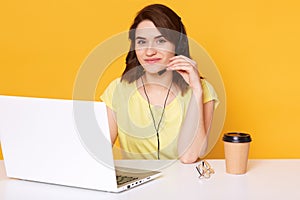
[144,58,161,64]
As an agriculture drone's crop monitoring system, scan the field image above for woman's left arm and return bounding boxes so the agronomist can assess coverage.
[167,55,215,163]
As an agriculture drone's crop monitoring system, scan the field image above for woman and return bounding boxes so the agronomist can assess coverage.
[101,4,218,163]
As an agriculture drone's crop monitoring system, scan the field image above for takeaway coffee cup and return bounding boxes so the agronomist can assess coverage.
[223,132,252,174]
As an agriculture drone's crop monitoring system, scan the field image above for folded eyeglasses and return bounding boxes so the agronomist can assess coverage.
[196,160,215,179]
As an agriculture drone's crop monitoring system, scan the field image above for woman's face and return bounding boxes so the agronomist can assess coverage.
[135,20,175,74]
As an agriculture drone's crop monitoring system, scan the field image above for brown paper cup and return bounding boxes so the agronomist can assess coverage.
[223,133,252,175]
[224,142,250,174]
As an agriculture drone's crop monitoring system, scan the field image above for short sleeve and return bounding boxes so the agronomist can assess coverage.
[100,78,121,111]
[201,79,219,109]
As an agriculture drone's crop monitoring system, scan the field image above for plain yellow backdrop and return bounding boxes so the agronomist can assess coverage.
[1,0,300,160]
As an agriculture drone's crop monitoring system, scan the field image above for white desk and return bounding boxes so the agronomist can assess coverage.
[1,159,300,200]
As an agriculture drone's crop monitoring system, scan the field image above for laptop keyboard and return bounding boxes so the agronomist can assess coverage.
[116,175,139,185]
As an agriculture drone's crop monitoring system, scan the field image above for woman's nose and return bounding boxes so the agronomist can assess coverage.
[145,45,157,56]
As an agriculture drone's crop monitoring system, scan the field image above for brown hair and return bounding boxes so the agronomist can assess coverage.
[121,4,190,95]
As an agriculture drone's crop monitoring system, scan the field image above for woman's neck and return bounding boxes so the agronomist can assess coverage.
[137,71,178,107]
[143,71,173,88]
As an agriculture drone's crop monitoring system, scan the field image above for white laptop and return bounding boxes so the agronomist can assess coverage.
[0,95,161,192]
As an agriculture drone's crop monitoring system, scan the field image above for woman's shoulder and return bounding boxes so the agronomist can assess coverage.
[201,79,214,91]
[109,77,136,86]
[109,77,121,85]
[200,78,219,107]
[100,77,135,106]
[105,77,137,93]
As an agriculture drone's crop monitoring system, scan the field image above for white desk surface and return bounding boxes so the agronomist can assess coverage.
[1,159,300,200]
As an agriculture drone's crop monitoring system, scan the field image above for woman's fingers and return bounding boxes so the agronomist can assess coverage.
[167,65,192,72]
[167,55,197,73]
[168,55,197,68]
[168,55,202,90]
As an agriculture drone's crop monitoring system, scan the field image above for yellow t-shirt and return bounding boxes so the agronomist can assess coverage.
[100,77,218,159]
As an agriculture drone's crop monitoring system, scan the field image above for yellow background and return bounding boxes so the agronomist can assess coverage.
[1,0,300,160]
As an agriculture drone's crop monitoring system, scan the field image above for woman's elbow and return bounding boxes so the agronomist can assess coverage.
[179,155,199,164]
[179,146,208,164]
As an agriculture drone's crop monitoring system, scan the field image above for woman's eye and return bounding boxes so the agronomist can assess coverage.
[136,40,146,45]
[157,38,167,44]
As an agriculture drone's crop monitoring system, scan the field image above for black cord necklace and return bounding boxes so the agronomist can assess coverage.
[141,76,173,160]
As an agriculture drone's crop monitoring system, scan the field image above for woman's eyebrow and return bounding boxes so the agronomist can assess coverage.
[135,35,164,40]
[154,35,164,39]
[135,36,146,40]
